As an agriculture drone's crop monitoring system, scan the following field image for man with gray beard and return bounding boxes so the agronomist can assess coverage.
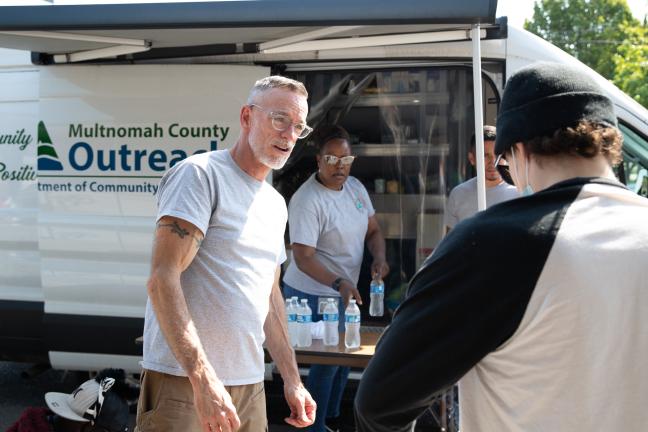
[137,76,316,432]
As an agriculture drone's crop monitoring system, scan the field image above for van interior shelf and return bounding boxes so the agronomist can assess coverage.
[344,93,451,107]
[353,143,449,157]
[371,194,445,212]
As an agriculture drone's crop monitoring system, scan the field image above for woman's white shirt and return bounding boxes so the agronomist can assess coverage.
[283,174,375,297]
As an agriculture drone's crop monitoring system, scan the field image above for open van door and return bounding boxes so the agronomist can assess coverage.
[0,0,500,371]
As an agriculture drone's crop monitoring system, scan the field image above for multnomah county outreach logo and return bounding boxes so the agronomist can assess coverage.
[37,121,63,171]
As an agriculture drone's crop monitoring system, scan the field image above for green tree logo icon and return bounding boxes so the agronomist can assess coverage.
[37,121,63,171]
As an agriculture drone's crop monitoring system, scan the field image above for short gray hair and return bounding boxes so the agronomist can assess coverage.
[247,75,308,104]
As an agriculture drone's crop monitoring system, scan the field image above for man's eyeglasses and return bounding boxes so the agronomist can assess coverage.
[323,154,356,166]
[494,154,515,185]
[249,104,313,139]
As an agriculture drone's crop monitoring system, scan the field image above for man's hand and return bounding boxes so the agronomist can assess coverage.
[283,381,316,428]
[339,279,362,307]
[190,366,241,432]
[371,259,390,279]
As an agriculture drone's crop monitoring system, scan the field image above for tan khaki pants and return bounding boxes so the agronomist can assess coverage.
[136,369,267,432]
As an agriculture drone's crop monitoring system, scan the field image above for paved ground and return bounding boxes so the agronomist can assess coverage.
[0,361,313,431]
[1,361,442,431]
[0,361,81,429]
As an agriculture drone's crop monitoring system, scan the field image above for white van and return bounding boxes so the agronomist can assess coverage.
[0,1,647,374]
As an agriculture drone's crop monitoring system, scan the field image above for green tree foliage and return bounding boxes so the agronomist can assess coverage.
[524,0,636,79]
[613,24,648,107]
[525,0,647,108]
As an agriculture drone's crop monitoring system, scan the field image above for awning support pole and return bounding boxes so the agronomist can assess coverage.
[471,24,486,211]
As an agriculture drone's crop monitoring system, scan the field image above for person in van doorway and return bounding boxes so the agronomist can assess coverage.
[282,124,389,432]
[354,61,648,431]
[136,76,316,432]
[443,125,518,233]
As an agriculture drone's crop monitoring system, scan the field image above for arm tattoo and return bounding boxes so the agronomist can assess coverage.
[159,220,189,238]
[157,221,203,249]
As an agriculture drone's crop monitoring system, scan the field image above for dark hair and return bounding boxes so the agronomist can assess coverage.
[469,125,497,152]
[312,124,351,153]
[521,121,623,166]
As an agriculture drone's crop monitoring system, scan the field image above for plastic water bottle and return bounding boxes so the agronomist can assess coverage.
[323,298,339,346]
[291,298,301,347]
[297,299,312,348]
[344,299,361,349]
[369,274,385,317]
[290,297,300,346]
[284,297,291,325]
[286,298,298,347]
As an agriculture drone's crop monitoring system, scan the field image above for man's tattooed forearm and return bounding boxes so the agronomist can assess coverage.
[158,221,203,249]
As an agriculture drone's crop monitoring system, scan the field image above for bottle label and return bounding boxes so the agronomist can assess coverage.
[323,313,339,322]
[345,314,361,323]
[288,313,297,322]
[370,283,384,294]
[297,315,312,323]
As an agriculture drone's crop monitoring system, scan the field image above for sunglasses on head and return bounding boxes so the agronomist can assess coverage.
[494,154,515,185]
[323,154,356,166]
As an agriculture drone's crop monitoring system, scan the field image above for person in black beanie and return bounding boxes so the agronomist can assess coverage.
[354,61,648,432]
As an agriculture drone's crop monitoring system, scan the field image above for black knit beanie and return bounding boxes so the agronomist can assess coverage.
[495,62,617,155]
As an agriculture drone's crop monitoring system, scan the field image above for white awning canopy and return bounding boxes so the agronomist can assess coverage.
[0,0,499,64]
[0,0,500,209]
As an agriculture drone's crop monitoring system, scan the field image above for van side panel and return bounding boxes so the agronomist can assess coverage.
[0,63,44,361]
[36,64,268,371]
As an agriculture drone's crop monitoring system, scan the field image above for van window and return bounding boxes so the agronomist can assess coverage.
[619,123,648,197]
[279,65,502,322]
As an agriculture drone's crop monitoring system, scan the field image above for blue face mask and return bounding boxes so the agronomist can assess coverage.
[522,184,534,196]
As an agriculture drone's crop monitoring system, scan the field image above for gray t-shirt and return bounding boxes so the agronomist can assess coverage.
[142,150,287,385]
[444,177,519,229]
[283,174,375,297]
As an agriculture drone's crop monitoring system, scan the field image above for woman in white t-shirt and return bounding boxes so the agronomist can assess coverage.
[283,124,389,432]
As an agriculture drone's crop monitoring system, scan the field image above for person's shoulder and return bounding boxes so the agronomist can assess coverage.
[264,180,287,198]
[263,181,288,210]
[288,174,320,207]
[448,201,519,245]
[181,149,223,166]
[496,181,520,195]
[345,176,369,193]
[434,183,586,279]
[453,189,562,250]
[449,177,477,195]
[460,181,583,243]
[165,150,222,178]
[291,174,318,198]
[346,175,363,187]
